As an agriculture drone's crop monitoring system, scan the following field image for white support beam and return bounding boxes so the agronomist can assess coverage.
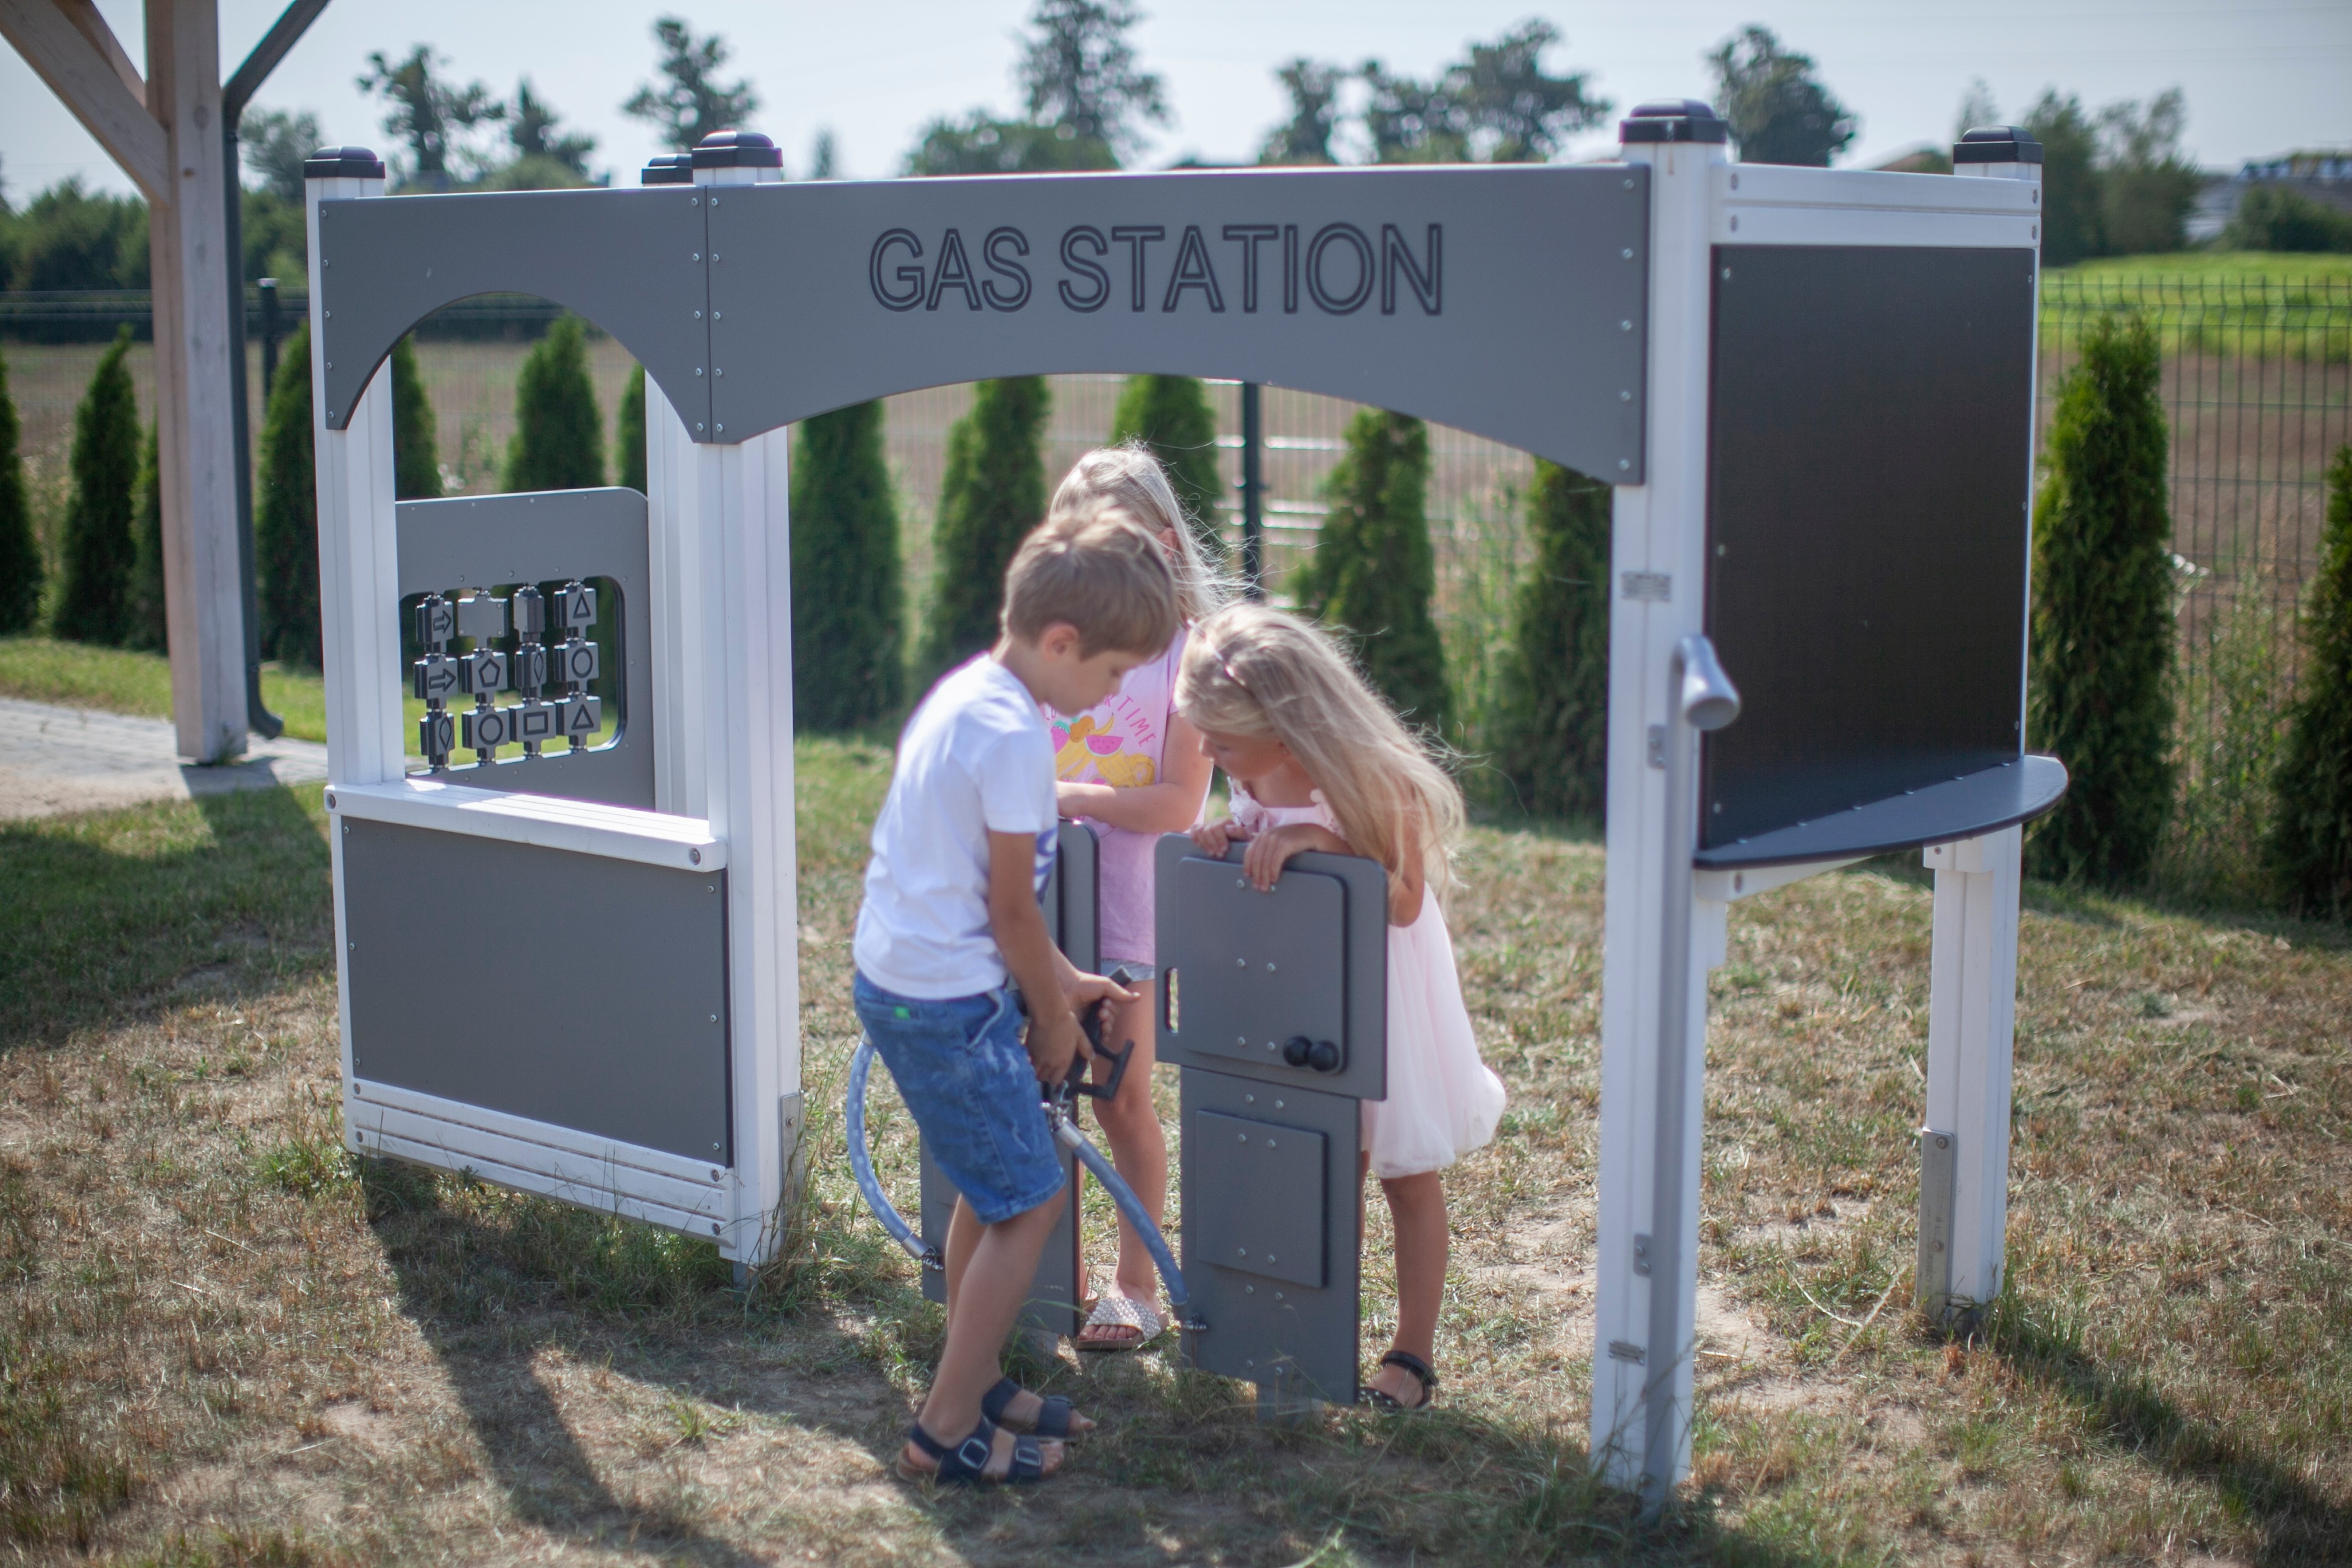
[0,0,169,199]
[694,160,802,1264]
[1918,828,2022,1318]
[146,0,248,762]
[1590,128,1726,1504]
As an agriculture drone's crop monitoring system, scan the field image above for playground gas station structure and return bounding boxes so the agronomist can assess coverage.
[301,101,2061,1505]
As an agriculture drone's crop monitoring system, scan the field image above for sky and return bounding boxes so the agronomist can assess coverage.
[4,0,2348,203]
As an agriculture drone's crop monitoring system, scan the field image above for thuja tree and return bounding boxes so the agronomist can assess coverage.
[255,323,320,667]
[1295,408,1450,733]
[920,376,1049,680]
[1111,374,1223,552]
[390,335,442,500]
[503,316,604,492]
[2026,311,2175,884]
[615,363,648,492]
[0,348,39,634]
[791,401,904,730]
[125,423,166,652]
[54,325,140,645]
[2269,445,2352,917]
[1490,460,1611,818]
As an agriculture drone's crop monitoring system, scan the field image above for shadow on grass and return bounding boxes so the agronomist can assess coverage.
[1982,1285,2350,1566]
[0,786,332,1048]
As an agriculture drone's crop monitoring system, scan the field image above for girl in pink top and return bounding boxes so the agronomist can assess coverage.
[1045,445,1231,1351]
[1178,602,1505,1411]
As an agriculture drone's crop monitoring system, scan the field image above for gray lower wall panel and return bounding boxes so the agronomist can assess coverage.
[343,819,731,1162]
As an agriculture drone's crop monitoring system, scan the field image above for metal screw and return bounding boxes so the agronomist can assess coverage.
[1236,958,1246,967]
[689,848,701,864]
[713,310,723,320]
[715,368,724,377]
[693,252,702,261]
[695,309,704,319]
[1622,177,1633,189]
[716,424,724,433]
[1619,459,1631,471]
[1266,962,1277,973]
[1619,320,1632,331]
[710,1014,719,1023]
[710,1168,724,1181]
[1622,247,1633,260]
[696,423,706,431]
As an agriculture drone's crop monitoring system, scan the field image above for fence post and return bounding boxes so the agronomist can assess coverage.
[1240,381,1264,599]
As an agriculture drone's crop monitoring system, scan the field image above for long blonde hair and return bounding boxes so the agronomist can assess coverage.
[1177,602,1465,899]
[1051,442,1232,623]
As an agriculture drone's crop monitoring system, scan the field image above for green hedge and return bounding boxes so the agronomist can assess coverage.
[53,325,138,645]
[1110,375,1223,551]
[616,363,647,493]
[0,348,38,634]
[2027,311,2176,884]
[390,336,442,501]
[791,401,903,730]
[1294,408,1450,734]
[2269,445,2352,916]
[502,316,604,492]
[919,376,1049,682]
[125,423,165,652]
[255,323,318,667]
[1489,460,1610,819]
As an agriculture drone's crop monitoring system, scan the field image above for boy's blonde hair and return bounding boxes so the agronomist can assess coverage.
[1051,442,1232,623]
[1177,602,1465,900]
[1001,503,1181,658]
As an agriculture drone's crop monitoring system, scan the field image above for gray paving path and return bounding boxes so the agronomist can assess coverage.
[0,697,330,822]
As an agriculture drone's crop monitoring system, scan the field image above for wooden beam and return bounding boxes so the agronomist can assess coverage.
[0,0,169,199]
[147,0,248,760]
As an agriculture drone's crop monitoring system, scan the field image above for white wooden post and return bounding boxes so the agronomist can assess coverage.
[1918,827,2022,1317]
[305,147,397,1125]
[1591,104,1726,1505]
[693,151,803,1264]
[1919,129,2043,1323]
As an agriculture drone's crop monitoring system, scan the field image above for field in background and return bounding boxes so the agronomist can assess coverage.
[0,740,2344,1564]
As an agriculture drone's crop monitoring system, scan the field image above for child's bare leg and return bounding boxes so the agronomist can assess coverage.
[944,1194,983,1324]
[1369,1170,1448,1407]
[1079,985,1168,1346]
[904,1193,1068,1479]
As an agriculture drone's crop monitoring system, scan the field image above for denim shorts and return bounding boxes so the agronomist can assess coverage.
[853,972,1066,1226]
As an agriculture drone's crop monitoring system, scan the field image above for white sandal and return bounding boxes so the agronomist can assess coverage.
[1077,1294,1167,1352]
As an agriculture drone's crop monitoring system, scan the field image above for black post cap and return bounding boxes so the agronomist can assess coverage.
[1954,125,2044,165]
[303,146,386,180]
[691,130,783,169]
[1619,100,1728,144]
[641,154,694,185]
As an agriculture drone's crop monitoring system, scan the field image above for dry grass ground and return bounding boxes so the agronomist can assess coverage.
[0,738,2346,1566]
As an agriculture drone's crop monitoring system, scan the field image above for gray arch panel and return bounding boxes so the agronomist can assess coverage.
[316,165,1649,479]
[314,186,712,433]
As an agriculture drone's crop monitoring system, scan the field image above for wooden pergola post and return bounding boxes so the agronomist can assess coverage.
[2,0,327,761]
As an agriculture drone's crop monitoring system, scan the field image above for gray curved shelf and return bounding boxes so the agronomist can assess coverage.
[1691,754,2068,869]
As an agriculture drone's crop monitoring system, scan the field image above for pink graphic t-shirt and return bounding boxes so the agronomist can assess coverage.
[1048,624,1192,966]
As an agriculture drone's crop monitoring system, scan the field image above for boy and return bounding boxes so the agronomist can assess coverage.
[852,503,1180,1485]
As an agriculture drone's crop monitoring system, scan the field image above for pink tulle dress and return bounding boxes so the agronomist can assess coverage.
[1227,785,1507,1178]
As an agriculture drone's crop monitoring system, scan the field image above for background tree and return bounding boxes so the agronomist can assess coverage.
[791,402,905,730]
[1110,376,1223,550]
[238,108,320,202]
[2227,186,2352,253]
[807,129,840,181]
[358,46,504,190]
[626,18,761,153]
[255,325,319,666]
[125,423,165,652]
[2097,89,2200,255]
[509,80,595,175]
[6,178,147,295]
[1707,26,1855,167]
[53,325,139,645]
[903,113,1119,176]
[2269,446,2352,916]
[2016,91,2104,265]
[1490,461,1610,819]
[2027,312,2176,885]
[1448,20,1608,163]
[1016,0,1167,162]
[1295,409,1450,734]
[389,336,442,500]
[920,377,1050,681]
[503,317,605,492]
[0,347,40,633]
[615,364,647,492]
[1258,60,1344,164]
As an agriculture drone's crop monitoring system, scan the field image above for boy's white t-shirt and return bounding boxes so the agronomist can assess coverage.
[853,652,1059,1000]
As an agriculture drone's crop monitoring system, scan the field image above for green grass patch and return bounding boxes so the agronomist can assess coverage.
[0,637,328,743]
[2059,250,2352,283]
[2043,252,2352,361]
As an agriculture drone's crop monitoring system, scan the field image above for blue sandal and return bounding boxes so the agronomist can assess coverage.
[981,1377,1083,1439]
[895,1416,1049,1485]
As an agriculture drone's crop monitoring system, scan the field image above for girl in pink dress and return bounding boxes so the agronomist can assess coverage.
[1177,602,1505,1411]
[1044,445,1231,1351]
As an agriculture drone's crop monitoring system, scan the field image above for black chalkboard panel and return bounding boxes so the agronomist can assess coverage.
[1700,244,2037,853]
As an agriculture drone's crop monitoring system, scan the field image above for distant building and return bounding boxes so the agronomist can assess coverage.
[2191,149,2352,243]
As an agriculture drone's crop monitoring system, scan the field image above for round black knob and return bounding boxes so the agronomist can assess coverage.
[1308,1039,1342,1073]
[1282,1036,1313,1068]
